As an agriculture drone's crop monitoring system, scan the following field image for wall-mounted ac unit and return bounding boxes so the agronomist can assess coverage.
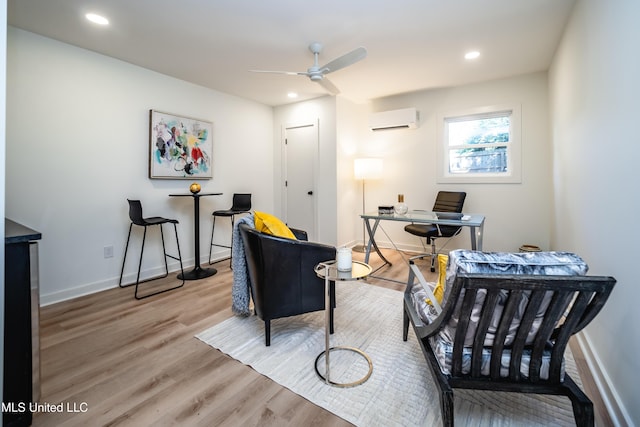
[369,107,418,131]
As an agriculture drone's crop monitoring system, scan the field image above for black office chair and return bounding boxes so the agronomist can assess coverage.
[208,193,252,266]
[119,199,185,299]
[404,191,466,272]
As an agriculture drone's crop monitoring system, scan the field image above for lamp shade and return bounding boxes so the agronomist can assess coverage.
[354,158,383,180]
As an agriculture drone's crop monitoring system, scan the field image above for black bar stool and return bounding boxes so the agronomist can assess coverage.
[208,193,252,266]
[119,199,185,299]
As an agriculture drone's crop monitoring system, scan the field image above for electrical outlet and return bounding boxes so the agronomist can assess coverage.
[104,245,114,258]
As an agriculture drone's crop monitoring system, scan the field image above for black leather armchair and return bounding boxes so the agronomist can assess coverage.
[238,222,336,346]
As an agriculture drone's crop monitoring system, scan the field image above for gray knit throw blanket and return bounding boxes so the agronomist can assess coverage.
[231,213,254,316]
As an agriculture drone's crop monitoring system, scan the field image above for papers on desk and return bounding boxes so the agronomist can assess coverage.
[435,212,463,220]
[432,212,471,221]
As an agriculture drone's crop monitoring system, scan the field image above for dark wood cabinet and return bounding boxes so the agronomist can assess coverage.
[4,219,41,427]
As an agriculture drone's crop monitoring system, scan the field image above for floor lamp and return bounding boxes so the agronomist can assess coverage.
[353,158,383,252]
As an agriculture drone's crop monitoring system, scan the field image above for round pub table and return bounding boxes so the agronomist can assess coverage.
[313,260,373,387]
[169,192,222,280]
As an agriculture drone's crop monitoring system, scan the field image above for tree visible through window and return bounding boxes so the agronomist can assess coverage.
[437,105,521,183]
[447,114,510,174]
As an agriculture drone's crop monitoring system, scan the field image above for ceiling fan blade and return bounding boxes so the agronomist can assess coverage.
[251,43,365,96]
[320,47,367,75]
[318,77,340,95]
[248,69,307,76]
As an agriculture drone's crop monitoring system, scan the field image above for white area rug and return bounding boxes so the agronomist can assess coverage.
[196,281,581,426]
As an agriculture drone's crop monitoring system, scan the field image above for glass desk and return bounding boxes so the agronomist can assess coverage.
[360,210,485,274]
[313,260,373,387]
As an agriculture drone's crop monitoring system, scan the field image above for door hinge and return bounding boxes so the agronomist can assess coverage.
[285,180,288,187]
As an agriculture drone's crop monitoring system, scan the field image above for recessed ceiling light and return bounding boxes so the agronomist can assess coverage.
[287,92,298,99]
[86,13,109,26]
[465,51,480,60]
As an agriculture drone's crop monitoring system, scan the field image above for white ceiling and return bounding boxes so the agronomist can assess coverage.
[7,0,576,107]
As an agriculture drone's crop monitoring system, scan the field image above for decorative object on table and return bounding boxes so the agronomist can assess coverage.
[119,199,185,299]
[189,182,201,194]
[208,193,252,267]
[404,190,466,271]
[149,109,213,179]
[377,205,394,215]
[353,157,383,252]
[336,247,352,271]
[403,249,616,427]
[394,193,408,215]
[519,244,541,252]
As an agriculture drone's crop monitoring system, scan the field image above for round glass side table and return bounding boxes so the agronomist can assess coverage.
[313,260,373,387]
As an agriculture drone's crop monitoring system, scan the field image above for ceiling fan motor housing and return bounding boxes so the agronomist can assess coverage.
[308,42,323,54]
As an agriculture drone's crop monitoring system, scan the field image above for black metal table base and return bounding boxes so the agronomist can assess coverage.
[178,265,217,280]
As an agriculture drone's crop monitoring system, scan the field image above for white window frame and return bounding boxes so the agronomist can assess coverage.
[436,104,522,184]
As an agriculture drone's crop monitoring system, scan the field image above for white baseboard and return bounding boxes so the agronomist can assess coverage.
[575,331,632,426]
[40,250,230,306]
[40,279,117,306]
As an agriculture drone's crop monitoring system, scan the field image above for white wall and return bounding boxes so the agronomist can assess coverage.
[549,0,640,424]
[336,97,371,248]
[364,72,552,254]
[6,28,274,305]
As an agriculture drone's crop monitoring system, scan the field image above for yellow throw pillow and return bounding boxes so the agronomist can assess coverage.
[254,211,297,240]
[425,253,448,306]
[434,254,448,303]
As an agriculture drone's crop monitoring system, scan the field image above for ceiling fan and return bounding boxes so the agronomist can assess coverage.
[250,42,367,95]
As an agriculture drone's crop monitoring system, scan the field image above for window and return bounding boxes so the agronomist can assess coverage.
[437,104,521,183]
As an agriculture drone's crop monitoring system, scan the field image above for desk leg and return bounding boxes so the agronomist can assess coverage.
[178,195,217,280]
[469,226,477,250]
[469,224,484,251]
[364,219,392,267]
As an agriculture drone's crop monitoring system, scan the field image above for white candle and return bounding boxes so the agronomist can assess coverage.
[336,247,352,271]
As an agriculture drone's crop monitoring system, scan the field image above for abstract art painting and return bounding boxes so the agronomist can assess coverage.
[149,110,213,179]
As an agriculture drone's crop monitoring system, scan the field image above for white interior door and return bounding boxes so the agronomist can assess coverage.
[284,124,317,240]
